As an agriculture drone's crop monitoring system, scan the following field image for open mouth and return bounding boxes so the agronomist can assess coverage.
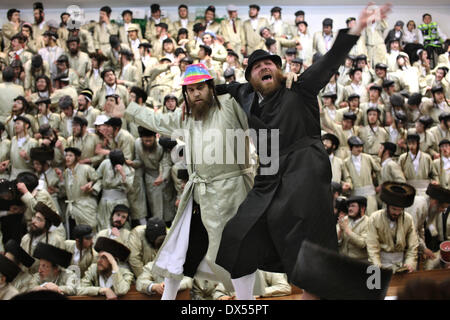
[261,74,273,82]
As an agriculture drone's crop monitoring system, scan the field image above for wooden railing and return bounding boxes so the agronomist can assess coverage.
[67,269,450,300]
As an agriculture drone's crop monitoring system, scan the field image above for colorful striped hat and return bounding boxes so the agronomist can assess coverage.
[182,64,213,86]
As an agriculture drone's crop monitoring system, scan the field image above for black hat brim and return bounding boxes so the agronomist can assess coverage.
[291,241,392,300]
[33,243,72,269]
[245,50,282,81]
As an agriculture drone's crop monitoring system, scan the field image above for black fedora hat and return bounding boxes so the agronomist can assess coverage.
[346,196,367,208]
[94,237,130,262]
[291,240,392,299]
[426,184,450,204]
[380,182,415,208]
[34,202,61,226]
[245,49,282,81]
[321,133,340,149]
[0,255,21,283]
[4,239,34,268]
[33,243,72,269]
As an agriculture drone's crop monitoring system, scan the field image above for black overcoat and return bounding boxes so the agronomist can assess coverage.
[215,29,360,284]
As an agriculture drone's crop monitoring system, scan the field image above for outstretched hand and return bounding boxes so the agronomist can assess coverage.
[350,2,392,35]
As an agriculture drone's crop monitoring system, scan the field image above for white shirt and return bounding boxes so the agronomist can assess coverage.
[93,69,100,79]
[17,136,27,148]
[130,39,140,52]
[107,228,119,240]
[73,245,81,265]
[351,82,363,96]
[443,156,450,172]
[352,154,362,175]
[120,63,131,80]
[99,274,114,289]
[323,33,333,51]
[105,84,117,96]
[250,18,259,31]
[409,151,421,173]
[382,157,392,168]
[389,126,399,143]
[271,18,283,35]
[180,18,189,29]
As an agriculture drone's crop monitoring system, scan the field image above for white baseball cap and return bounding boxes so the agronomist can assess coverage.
[94,114,110,126]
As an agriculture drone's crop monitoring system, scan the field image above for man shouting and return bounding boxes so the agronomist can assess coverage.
[215,3,392,299]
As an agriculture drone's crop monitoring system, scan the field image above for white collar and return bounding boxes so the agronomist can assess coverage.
[382,157,392,167]
[352,154,361,162]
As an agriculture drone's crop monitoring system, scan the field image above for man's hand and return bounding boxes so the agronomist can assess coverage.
[43,282,63,294]
[218,295,235,300]
[404,264,415,273]
[342,182,352,192]
[152,283,165,295]
[423,248,436,260]
[285,72,298,89]
[80,181,93,193]
[0,160,9,173]
[338,216,349,232]
[111,227,120,237]
[100,251,119,272]
[125,159,134,167]
[16,182,29,195]
[349,2,392,36]
[55,168,63,181]
[55,139,63,151]
[9,205,25,215]
[19,150,29,160]
[153,175,164,186]
[100,287,118,300]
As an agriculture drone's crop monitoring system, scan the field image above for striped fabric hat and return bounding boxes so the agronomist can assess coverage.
[182,64,213,86]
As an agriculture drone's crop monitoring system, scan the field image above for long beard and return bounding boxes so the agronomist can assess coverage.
[325,146,334,155]
[143,142,156,152]
[35,15,44,24]
[30,226,45,237]
[99,265,113,277]
[249,68,283,98]
[190,94,213,121]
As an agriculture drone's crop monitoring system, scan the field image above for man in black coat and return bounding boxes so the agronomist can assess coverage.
[215,3,392,299]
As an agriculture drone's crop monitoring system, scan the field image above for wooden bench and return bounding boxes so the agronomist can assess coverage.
[67,269,450,300]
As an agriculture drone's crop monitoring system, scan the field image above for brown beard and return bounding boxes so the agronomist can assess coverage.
[190,93,213,121]
[249,68,283,98]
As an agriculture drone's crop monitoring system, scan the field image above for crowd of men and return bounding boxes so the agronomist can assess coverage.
[0,2,449,300]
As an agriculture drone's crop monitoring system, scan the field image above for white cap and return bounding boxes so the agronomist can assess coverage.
[227,5,238,12]
[94,114,110,126]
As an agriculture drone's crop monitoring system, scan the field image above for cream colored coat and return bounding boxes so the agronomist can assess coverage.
[65,240,97,278]
[93,22,119,53]
[77,263,134,296]
[124,95,255,289]
[135,261,192,295]
[338,215,369,261]
[61,163,99,229]
[66,132,104,168]
[128,225,159,277]
[30,268,78,296]
[0,82,25,123]
[344,153,381,215]
[243,17,269,55]
[366,209,419,271]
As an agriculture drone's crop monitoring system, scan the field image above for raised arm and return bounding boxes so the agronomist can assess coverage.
[124,102,183,138]
[294,3,392,96]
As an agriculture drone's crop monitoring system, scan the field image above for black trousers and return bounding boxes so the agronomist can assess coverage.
[229,213,282,279]
[182,202,209,278]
